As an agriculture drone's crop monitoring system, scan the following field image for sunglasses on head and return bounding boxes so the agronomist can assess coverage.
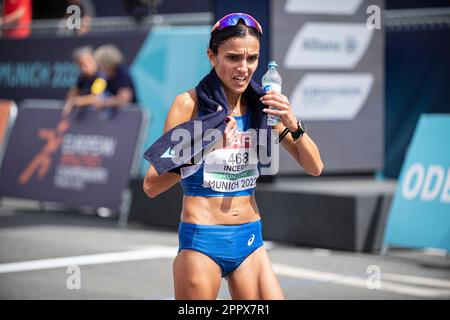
[211,13,263,35]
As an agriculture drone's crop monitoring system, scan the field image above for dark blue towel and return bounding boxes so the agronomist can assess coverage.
[143,69,271,175]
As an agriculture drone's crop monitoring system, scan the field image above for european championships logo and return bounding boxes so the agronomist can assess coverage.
[19,118,71,185]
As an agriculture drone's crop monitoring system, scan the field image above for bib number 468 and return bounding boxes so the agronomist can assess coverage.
[228,152,249,165]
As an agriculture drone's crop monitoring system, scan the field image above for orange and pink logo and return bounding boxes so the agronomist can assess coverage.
[19,118,71,185]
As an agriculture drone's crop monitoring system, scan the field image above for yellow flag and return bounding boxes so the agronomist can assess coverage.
[91,78,107,95]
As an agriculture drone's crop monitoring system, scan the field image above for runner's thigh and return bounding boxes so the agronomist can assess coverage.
[173,249,222,299]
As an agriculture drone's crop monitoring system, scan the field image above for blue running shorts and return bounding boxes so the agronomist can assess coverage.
[178,220,264,277]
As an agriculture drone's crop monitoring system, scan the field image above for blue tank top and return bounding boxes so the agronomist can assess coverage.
[181,111,259,197]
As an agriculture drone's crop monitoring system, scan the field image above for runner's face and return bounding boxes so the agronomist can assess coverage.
[209,34,260,96]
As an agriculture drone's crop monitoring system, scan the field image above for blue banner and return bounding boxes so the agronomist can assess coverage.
[384,114,450,251]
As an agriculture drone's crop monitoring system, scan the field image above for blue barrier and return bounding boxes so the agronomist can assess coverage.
[384,114,450,251]
[0,100,146,216]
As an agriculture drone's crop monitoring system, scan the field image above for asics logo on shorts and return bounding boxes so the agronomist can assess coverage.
[247,234,255,246]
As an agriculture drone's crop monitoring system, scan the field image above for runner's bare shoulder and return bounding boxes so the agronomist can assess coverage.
[164,89,198,132]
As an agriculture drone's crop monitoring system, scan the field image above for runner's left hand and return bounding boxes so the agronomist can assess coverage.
[261,90,298,131]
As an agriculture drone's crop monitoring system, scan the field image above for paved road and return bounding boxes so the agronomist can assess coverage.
[1,201,449,300]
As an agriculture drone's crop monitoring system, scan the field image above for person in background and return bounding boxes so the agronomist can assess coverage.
[62,46,101,117]
[0,0,32,38]
[63,44,136,120]
[93,44,137,109]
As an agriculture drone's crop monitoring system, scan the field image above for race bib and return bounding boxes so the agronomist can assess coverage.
[180,160,203,179]
[203,130,259,192]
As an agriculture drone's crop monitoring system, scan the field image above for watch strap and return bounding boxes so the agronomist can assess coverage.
[290,120,305,141]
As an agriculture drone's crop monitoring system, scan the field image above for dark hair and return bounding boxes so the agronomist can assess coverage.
[209,20,261,55]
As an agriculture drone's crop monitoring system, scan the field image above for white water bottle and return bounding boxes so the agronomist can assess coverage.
[262,61,282,126]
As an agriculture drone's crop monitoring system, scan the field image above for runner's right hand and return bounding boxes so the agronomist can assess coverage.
[224,116,238,146]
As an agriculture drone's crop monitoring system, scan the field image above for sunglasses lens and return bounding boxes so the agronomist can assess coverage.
[214,14,262,34]
[241,16,257,28]
[218,16,238,30]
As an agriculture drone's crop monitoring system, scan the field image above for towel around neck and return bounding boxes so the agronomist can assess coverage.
[143,68,273,175]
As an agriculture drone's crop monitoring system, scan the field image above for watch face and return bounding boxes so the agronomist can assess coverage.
[299,120,307,133]
[290,120,306,140]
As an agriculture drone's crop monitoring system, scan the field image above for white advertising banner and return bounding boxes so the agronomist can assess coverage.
[272,0,384,173]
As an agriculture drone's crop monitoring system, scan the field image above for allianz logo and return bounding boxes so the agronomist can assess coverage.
[284,22,373,69]
[303,38,339,51]
[303,37,357,54]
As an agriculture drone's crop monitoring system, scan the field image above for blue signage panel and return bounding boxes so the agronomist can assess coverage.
[0,101,143,211]
[384,115,450,250]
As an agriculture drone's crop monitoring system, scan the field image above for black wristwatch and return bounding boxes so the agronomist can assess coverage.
[290,120,307,141]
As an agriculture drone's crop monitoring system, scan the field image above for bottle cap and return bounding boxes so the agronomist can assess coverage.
[268,61,278,68]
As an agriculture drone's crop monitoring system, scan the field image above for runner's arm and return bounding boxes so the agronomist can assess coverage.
[143,90,197,198]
